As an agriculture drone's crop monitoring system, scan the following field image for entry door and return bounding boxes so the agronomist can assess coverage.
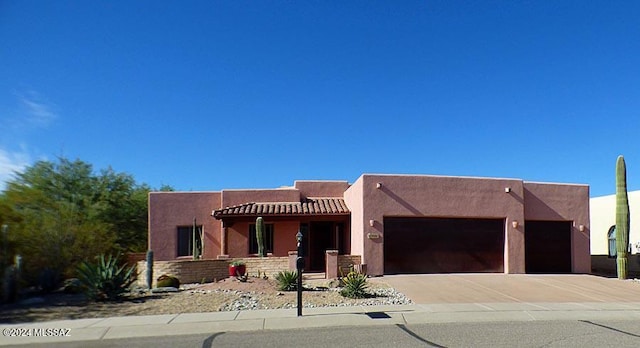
[309,221,333,271]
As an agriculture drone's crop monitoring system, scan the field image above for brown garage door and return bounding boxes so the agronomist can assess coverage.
[525,220,572,273]
[384,217,505,274]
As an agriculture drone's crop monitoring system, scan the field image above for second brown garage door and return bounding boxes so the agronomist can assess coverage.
[384,217,505,274]
[524,220,572,273]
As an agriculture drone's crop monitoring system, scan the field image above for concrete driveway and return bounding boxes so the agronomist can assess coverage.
[377,274,640,304]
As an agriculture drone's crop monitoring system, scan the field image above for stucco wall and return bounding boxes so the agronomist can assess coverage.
[590,190,640,255]
[523,182,590,273]
[343,177,364,257]
[347,174,589,276]
[355,174,525,275]
[221,189,300,207]
[294,180,350,198]
[148,191,221,261]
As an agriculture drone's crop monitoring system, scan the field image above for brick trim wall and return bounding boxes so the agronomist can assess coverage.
[338,255,362,274]
[136,257,289,287]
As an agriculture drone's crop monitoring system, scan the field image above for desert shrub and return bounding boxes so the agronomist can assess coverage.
[275,270,298,291]
[76,253,137,301]
[156,274,180,288]
[340,270,368,299]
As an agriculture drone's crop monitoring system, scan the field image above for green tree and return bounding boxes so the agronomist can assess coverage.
[95,168,150,252]
[0,157,163,286]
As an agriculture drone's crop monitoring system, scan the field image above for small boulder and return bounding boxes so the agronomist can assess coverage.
[63,278,84,294]
[156,274,180,288]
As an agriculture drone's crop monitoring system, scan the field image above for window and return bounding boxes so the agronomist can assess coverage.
[177,225,203,257]
[249,223,274,254]
[608,225,616,258]
[608,224,633,257]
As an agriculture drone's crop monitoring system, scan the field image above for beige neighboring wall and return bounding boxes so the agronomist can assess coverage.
[148,191,221,261]
[590,190,640,255]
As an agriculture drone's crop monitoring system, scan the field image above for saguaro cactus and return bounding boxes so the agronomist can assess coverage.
[616,155,630,280]
[146,250,154,289]
[256,216,266,257]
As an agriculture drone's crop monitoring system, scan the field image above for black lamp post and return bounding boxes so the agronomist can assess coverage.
[296,231,304,317]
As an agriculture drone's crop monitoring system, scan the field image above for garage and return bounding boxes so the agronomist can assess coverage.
[384,217,505,274]
[525,220,572,273]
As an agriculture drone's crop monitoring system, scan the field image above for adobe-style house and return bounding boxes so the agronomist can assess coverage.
[148,174,591,276]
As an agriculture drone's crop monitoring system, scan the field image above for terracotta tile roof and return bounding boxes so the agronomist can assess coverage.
[212,198,350,219]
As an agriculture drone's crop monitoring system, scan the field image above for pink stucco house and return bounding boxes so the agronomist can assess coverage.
[148,174,590,276]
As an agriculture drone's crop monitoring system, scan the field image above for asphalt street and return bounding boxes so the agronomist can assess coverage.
[5,320,640,348]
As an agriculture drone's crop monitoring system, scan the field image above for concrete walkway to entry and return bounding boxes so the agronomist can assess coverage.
[378,274,640,303]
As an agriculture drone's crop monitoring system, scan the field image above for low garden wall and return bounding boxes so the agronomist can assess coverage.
[591,255,640,278]
[126,252,146,266]
[136,257,289,287]
[338,255,362,273]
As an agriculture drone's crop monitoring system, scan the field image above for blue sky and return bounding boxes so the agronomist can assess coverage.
[1,1,639,197]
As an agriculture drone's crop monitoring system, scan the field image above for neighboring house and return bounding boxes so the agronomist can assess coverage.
[148,174,590,276]
[590,191,640,278]
[590,190,640,256]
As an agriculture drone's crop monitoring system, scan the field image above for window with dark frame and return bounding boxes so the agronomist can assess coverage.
[177,225,202,257]
[249,223,274,254]
[608,225,616,258]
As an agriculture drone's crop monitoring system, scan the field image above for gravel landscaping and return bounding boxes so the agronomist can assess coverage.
[0,276,412,324]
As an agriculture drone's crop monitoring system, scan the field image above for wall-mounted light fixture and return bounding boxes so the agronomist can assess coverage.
[369,219,375,227]
[579,225,585,232]
[512,220,519,228]
[376,182,383,189]
[505,187,511,193]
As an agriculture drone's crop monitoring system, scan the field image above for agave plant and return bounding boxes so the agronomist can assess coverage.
[340,270,369,299]
[76,253,137,301]
[274,270,298,291]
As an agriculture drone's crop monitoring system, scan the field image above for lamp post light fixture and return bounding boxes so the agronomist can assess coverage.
[295,231,304,317]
